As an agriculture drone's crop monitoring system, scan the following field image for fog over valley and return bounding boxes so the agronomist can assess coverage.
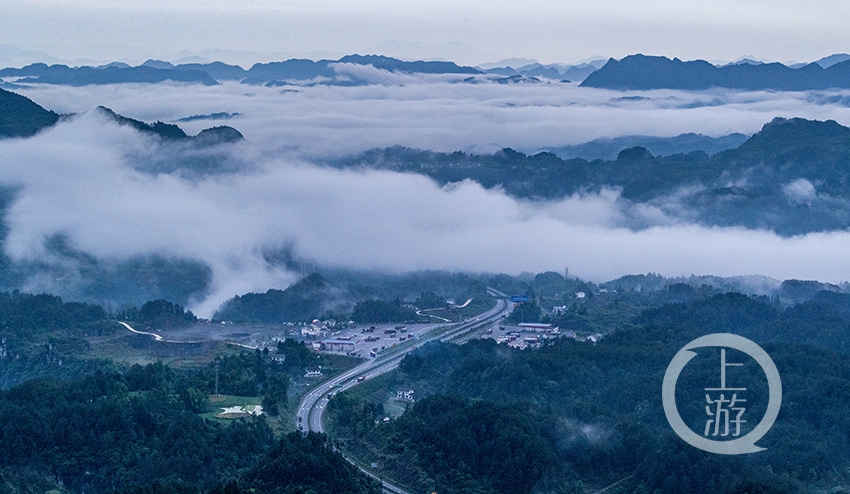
[16,77,850,157]
[4,78,850,316]
[6,2,850,488]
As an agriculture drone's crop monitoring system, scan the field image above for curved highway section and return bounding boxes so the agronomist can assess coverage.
[296,291,509,494]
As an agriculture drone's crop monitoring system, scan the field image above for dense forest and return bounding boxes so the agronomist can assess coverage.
[0,364,379,493]
[214,273,337,323]
[0,289,380,493]
[3,270,850,492]
[326,291,850,493]
[214,271,491,324]
[0,87,59,137]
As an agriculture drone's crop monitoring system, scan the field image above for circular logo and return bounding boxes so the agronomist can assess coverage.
[662,333,782,455]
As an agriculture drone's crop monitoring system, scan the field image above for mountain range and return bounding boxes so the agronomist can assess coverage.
[7,84,850,236]
[0,54,481,87]
[482,59,606,82]
[8,82,850,236]
[582,54,850,91]
[336,117,850,236]
[0,63,219,86]
[7,52,850,89]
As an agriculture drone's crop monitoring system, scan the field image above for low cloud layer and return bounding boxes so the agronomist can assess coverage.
[17,78,850,158]
[3,79,850,316]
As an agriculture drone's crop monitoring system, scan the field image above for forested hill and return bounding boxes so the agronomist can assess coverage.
[0,87,243,144]
[3,279,850,491]
[337,116,850,235]
[328,291,850,493]
[213,270,490,324]
[96,106,244,144]
[0,87,59,137]
[581,53,850,90]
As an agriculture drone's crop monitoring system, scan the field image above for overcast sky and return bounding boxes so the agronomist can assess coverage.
[2,0,849,66]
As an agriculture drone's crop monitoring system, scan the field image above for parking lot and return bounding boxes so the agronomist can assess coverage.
[318,322,442,358]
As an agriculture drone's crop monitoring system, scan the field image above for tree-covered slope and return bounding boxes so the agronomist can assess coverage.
[0,87,59,138]
[95,106,244,143]
[0,288,379,493]
[337,116,850,235]
[0,366,380,494]
[328,292,850,493]
[214,272,333,323]
[213,270,491,324]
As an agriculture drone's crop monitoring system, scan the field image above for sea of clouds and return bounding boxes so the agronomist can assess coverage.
[4,72,850,316]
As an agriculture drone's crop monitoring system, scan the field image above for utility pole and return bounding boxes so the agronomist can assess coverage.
[214,361,220,397]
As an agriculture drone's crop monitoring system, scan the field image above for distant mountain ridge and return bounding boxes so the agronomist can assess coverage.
[483,59,606,82]
[582,54,850,91]
[337,117,850,235]
[814,53,850,69]
[0,54,482,87]
[541,132,750,161]
[6,52,850,88]
[0,63,218,86]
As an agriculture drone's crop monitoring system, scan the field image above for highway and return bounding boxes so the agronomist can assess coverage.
[295,290,508,493]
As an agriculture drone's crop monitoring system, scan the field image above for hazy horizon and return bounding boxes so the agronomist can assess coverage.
[2,1,849,68]
[0,43,845,72]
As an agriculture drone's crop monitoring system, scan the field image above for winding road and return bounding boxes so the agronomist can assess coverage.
[295,289,509,493]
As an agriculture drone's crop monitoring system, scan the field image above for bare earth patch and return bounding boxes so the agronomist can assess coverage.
[217,405,264,418]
